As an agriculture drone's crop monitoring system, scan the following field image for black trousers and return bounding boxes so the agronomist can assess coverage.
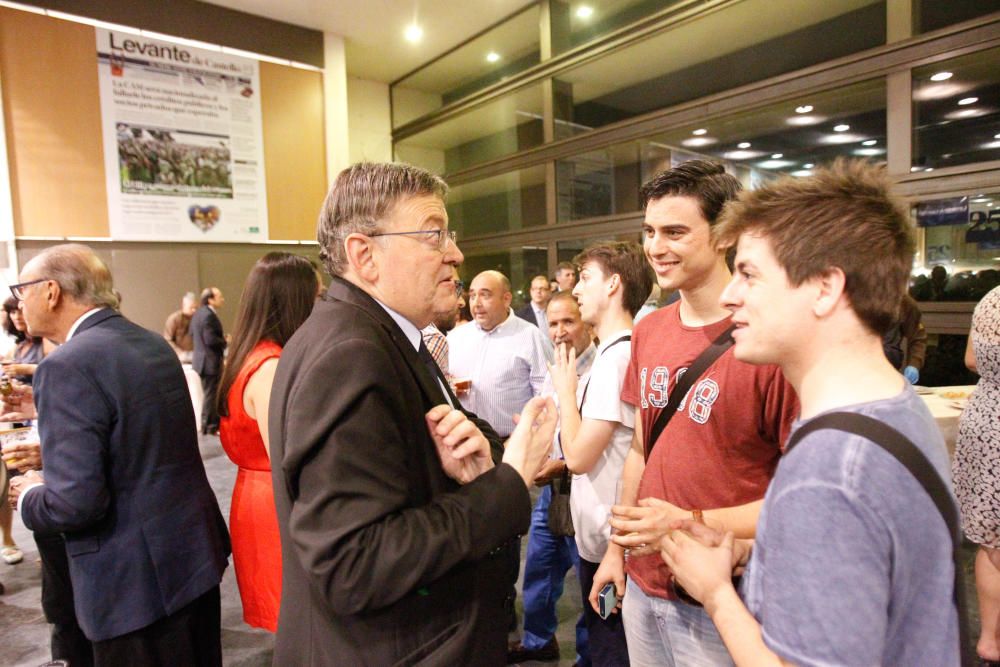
[34,531,94,667]
[578,558,629,666]
[92,585,221,667]
[199,373,220,433]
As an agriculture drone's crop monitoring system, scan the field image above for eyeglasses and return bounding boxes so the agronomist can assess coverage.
[9,278,49,300]
[368,229,457,252]
[454,280,465,295]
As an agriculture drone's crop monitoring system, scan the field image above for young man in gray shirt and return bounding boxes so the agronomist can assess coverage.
[661,160,960,666]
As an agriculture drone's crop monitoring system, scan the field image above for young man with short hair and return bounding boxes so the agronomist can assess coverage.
[549,241,653,666]
[590,160,798,666]
[662,160,960,666]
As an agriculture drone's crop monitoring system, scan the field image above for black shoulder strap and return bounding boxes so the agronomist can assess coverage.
[785,412,971,665]
[644,324,735,461]
[579,335,631,410]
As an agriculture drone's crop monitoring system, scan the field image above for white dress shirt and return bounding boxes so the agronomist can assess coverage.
[448,309,551,437]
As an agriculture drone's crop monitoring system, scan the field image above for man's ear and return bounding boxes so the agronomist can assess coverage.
[45,280,62,312]
[344,234,378,282]
[503,290,513,308]
[812,266,846,318]
[607,273,622,296]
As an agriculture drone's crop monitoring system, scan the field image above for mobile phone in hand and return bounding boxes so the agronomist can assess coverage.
[598,582,617,620]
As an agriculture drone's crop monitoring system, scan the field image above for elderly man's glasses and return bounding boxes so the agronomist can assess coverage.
[368,229,457,251]
[9,278,49,300]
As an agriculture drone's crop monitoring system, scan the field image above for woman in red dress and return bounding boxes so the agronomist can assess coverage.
[217,252,319,632]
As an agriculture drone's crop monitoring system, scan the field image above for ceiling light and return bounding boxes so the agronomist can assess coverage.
[930,72,953,82]
[404,24,423,43]
[576,5,594,19]
[910,166,922,172]
[486,51,500,63]
[791,169,813,178]
[681,137,717,148]
[724,149,765,161]
[947,108,988,120]
[820,133,863,145]
[803,163,815,169]
[795,105,814,114]
[786,114,825,127]
[994,133,1000,139]
[913,82,972,101]
[770,153,783,159]
[862,139,877,146]
[983,140,1000,150]
[925,167,934,172]
[737,141,751,149]
[833,124,850,132]
[758,159,794,170]
[853,148,885,157]
[692,128,707,135]
[958,97,978,105]
[972,198,991,204]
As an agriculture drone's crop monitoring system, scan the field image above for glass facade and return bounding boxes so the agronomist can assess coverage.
[460,244,549,306]
[448,166,547,237]
[912,47,1000,171]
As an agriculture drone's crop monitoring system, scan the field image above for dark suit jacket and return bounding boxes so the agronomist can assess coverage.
[21,309,230,642]
[515,303,543,328]
[189,305,225,375]
[269,277,531,666]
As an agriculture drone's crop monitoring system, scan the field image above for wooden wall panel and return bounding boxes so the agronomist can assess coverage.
[0,9,109,237]
[260,62,327,241]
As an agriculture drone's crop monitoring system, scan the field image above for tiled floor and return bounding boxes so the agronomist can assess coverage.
[0,434,982,666]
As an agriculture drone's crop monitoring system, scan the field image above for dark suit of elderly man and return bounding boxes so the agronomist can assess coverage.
[269,162,557,665]
[8,244,230,667]
[190,286,226,435]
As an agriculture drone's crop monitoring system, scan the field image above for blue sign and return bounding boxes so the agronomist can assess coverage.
[966,208,1000,248]
[916,197,968,227]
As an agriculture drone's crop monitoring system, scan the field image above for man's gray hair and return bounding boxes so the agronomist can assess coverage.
[317,162,448,277]
[32,243,119,309]
[182,291,196,304]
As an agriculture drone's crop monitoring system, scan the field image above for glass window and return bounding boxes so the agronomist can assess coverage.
[460,245,549,307]
[913,192,1000,302]
[448,166,547,238]
[552,0,686,55]
[917,0,1000,34]
[912,47,1000,171]
[395,82,545,174]
[391,5,541,128]
[551,0,885,136]
[556,79,887,221]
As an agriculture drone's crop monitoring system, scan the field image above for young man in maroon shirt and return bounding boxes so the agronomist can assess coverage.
[588,160,798,666]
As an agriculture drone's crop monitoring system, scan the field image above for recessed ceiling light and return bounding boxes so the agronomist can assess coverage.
[404,24,423,43]
[486,51,500,63]
[786,114,825,127]
[925,167,934,172]
[854,148,885,157]
[930,72,953,82]
[958,97,978,105]
[862,139,877,146]
[692,128,707,135]
[724,149,765,161]
[820,133,862,145]
[910,166,922,172]
[791,169,813,178]
[795,105,814,114]
[994,133,1000,139]
[834,124,850,132]
[771,153,783,159]
[737,141,751,149]
[576,5,594,19]
[681,137,717,148]
[758,159,794,170]
[803,163,815,169]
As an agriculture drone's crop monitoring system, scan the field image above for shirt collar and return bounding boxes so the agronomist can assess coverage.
[576,342,597,371]
[532,303,546,315]
[66,307,105,341]
[476,308,514,334]
[597,329,632,354]
[376,300,422,351]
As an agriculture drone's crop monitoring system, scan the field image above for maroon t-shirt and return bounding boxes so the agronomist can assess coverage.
[621,303,799,600]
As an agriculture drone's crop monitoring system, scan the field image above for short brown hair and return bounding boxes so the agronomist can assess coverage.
[317,162,448,276]
[574,241,654,317]
[639,159,741,225]
[714,159,914,335]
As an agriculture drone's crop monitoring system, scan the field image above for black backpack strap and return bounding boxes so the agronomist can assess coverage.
[579,335,631,410]
[785,411,971,665]
[644,324,735,461]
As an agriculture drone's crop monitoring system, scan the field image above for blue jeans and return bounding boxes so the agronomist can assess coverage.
[521,485,589,664]
[621,578,733,667]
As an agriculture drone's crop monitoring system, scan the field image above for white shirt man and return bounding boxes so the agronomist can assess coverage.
[449,270,550,437]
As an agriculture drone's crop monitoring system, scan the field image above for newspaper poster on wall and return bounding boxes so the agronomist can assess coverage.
[96,29,268,241]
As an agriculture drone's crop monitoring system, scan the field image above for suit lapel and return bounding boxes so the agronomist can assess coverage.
[325,278,446,408]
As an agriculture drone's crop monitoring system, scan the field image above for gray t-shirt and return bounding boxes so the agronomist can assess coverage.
[741,386,959,666]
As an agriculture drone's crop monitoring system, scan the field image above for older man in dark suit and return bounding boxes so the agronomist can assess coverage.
[515,274,552,329]
[269,162,557,665]
[190,286,226,435]
[8,244,230,666]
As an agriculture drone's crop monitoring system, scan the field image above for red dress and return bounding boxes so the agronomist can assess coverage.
[219,340,282,632]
